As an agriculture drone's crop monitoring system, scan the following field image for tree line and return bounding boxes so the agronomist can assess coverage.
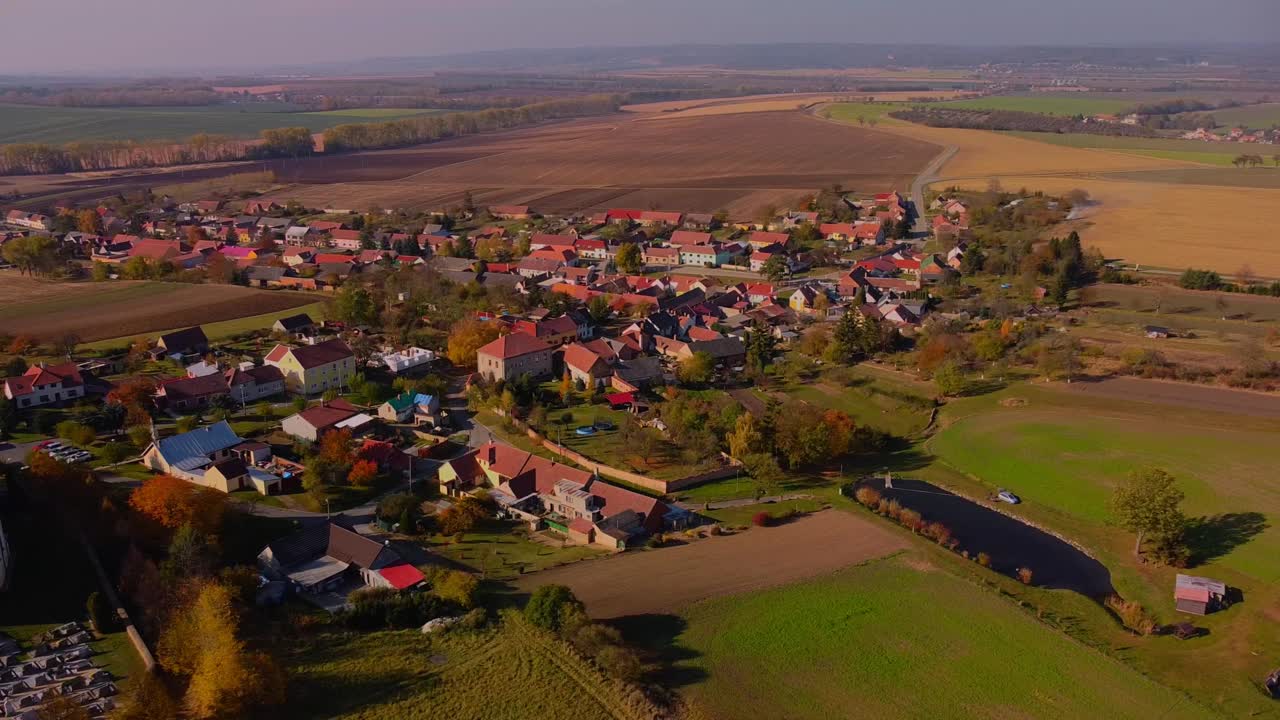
[321,94,622,152]
[890,107,1159,138]
[0,94,623,175]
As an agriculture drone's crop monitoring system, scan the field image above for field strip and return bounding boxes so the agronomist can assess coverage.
[515,510,908,619]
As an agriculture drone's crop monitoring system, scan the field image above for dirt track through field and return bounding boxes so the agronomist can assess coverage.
[1050,377,1280,419]
[515,510,907,618]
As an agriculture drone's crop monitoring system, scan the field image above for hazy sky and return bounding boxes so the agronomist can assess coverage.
[0,0,1276,75]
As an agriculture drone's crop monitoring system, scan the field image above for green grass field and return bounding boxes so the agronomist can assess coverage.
[280,615,656,720]
[775,369,935,438]
[0,103,443,144]
[1201,103,1280,130]
[940,94,1137,116]
[821,102,909,125]
[675,554,1214,720]
[1001,131,1270,167]
[928,400,1280,583]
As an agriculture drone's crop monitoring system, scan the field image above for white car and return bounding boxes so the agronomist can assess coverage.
[996,489,1021,505]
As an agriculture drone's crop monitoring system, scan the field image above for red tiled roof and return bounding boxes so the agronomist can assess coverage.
[670,230,712,245]
[477,332,550,360]
[749,231,789,245]
[820,223,857,236]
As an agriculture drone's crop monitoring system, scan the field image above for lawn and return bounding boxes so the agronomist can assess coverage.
[279,615,656,720]
[674,553,1214,720]
[941,94,1138,116]
[0,103,442,144]
[418,520,603,581]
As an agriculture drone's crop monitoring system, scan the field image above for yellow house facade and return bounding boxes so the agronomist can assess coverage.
[264,338,356,395]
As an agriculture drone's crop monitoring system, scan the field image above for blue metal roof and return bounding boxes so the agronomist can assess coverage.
[155,420,242,469]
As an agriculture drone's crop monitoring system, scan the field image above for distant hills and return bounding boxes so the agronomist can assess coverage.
[312,42,1280,75]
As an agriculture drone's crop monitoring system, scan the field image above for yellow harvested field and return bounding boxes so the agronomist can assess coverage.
[879,122,1191,178]
[951,175,1280,276]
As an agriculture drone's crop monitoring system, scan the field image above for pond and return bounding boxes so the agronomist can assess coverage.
[862,477,1115,598]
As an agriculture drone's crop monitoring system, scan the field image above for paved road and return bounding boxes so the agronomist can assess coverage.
[910,144,959,236]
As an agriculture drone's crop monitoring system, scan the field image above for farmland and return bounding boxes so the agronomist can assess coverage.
[673,554,1215,720]
[274,111,940,217]
[1003,131,1280,168]
[824,101,1280,276]
[0,275,317,342]
[919,384,1280,715]
[982,175,1280,276]
[514,511,907,619]
[0,103,442,145]
[280,616,657,720]
[940,94,1138,116]
[1203,102,1280,129]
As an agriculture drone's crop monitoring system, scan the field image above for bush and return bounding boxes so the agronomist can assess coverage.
[458,607,488,630]
[707,525,723,536]
[1105,595,1158,636]
[343,587,447,630]
[524,584,584,633]
[429,568,479,609]
[571,623,624,657]
[853,485,882,507]
[751,511,772,527]
[898,508,923,533]
[976,552,992,567]
[86,591,113,633]
[1017,567,1034,585]
[645,533,665,548]
[595,644,644,681]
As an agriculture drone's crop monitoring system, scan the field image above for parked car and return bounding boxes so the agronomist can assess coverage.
[996,489,1021,505]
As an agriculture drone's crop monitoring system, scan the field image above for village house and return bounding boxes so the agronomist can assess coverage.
[141,420,281,494]
[225,364,286,404]
[562,342,613,389]
[475,333,554,382]
[329,229,363,250]
[281,399,373,442]
[377,391,417,423]
[438,442,680,549]
[1,363,86,410]
[273,313,317,337]
[258,519,425,600]
[154,327,209,358]
[512,315,582,345]
[265,339,356,395]
[154,373,230,412]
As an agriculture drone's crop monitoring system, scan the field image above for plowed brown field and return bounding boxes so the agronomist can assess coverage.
[274,111,939,216]
[514,510,908,618]
[0,276,317,342]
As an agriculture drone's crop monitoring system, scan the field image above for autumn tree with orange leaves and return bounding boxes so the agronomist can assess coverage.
[129,475,225,536]
[348,459,378,487]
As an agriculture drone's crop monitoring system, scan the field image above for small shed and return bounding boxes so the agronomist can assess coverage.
[1174,573,1227,615]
